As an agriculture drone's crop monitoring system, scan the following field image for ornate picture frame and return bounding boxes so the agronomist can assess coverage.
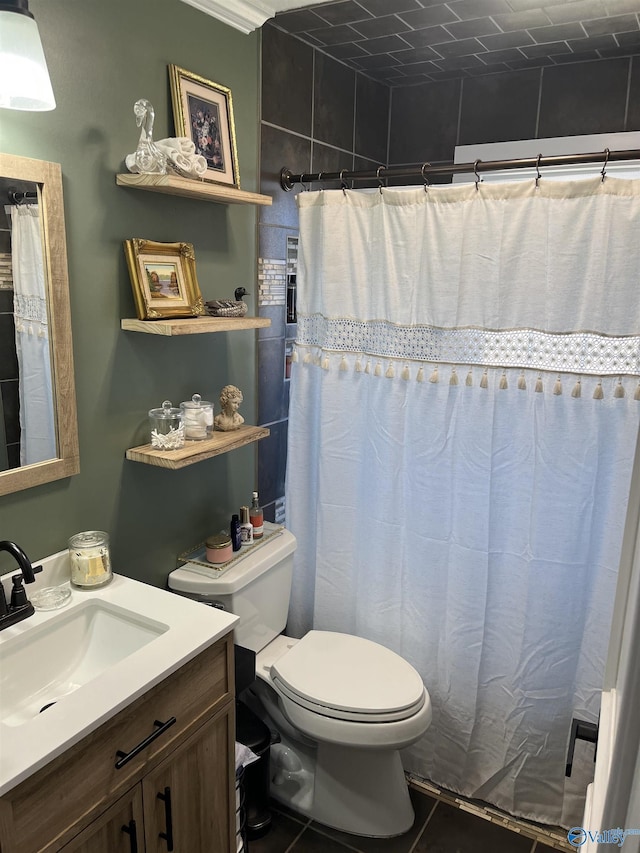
[168,64,240,187]
[123,239,205,320]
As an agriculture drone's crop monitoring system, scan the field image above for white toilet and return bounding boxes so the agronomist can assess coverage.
[168,526,432,838]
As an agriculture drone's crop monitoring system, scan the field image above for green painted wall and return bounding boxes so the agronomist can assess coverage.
[0,0,261,586]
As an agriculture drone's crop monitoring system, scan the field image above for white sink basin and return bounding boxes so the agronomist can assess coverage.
[0,554,238,797]
[0,600,168,727]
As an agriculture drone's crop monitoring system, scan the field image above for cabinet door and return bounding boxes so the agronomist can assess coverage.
[63,787,144,853]
[142,701,235,853]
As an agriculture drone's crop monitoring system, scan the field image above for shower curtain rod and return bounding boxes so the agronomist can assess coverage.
[279,147,640,191]
[7,190,37,205]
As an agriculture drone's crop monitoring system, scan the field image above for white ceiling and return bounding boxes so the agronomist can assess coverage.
[177,0,327,34]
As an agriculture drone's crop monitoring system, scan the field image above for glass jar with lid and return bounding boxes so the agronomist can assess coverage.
[149,400,184,449]
[68,530,113,588]
[180,393,214,440]
[205,533,233,564]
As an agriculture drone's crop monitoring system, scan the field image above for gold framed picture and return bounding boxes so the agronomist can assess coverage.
[123,239,205,320]
[169,64,240,187]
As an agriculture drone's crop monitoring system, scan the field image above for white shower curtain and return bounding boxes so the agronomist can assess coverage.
[285,178,640,828]
[11,203,56,466]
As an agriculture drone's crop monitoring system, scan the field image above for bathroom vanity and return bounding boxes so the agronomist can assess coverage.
[0,554,238,852]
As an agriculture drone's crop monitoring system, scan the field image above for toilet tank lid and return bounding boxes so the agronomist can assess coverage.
[168,526,296,595]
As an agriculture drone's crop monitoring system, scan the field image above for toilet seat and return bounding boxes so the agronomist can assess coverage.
[270,630,426,723]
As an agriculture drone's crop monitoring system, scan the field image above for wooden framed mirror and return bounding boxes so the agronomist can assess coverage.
[0,153,79,496]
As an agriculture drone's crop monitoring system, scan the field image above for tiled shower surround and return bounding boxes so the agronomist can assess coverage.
[0,204,18,471]
[257,19,640,522]
[258,259,287,306]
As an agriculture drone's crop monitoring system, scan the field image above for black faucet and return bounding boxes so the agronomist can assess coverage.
[0,541,43,631]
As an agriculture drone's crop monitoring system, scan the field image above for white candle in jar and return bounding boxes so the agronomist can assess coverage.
[68,531,113,588]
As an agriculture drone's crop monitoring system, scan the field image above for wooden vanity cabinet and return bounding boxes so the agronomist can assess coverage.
[60,788,145,853]
[0,633,236,853]
[140,708,234,853]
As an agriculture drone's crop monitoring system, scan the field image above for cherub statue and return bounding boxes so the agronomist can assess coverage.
[214,385,244,432]
[125,99,167,175]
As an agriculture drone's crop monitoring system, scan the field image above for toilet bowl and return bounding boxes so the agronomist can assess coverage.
[168,525,432,838]
[248,631,432,836]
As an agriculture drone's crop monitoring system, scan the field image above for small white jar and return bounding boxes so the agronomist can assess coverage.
[180,393,214,441]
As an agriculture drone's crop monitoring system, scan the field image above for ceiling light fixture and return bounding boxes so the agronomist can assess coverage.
[0,0,55,111]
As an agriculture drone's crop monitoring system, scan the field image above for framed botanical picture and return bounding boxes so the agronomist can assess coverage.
[169,64,240,187]
[123,239,205,320]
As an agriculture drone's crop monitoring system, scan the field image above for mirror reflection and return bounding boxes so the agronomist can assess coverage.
[0,177,55,471]
[0,154,79,497]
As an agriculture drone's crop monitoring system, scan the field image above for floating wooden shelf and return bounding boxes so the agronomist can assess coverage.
[116,173,272,206]
[121,316,270,336]
[126,426,270,469]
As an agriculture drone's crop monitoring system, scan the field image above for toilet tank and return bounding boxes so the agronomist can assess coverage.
[168,527,297,653]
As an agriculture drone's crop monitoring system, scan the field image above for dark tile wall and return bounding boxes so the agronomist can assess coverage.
[629,59,640,130]
[261,125,312,230]
[0,288,19,471]
[314,53,357,150]
[389,56,640,168]
[258,22,390,522]
[459,68,540,144]
[259,30,639,521]
[537,59,630,137]
[262,24,314,137]
[389,77,461,163]
[355,74,392,164]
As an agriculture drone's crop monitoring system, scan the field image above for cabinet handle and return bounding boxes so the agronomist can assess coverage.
[121,819,138,853]
[157,786,175,851]
[115,718,177,769]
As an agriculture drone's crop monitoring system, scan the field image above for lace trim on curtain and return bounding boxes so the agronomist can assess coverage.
[297,315,640,377]
[13,293,48,335]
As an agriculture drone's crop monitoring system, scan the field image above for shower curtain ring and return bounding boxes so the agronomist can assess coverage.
[421,162,431,192]
[339,169,348,194]
[535,154,542,188]
[601,148,610,182]
[376,165,385,194]
[474,159,482,191]
[317,172,323,191]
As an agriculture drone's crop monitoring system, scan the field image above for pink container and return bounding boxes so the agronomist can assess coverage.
[205,533,233,564]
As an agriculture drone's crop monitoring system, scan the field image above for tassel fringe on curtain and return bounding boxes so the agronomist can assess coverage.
[292,350,640,399]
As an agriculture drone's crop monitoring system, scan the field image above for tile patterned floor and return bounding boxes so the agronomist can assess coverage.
[246,782,574,853]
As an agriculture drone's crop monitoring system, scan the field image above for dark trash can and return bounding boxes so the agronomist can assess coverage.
[236,700,273,840]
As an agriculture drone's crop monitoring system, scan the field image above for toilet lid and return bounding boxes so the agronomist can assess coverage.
[270,631,425,723]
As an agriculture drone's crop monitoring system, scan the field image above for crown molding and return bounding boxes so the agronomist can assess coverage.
[178,0,326,34]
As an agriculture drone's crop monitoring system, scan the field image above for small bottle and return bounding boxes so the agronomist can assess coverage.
[250,491,264,539]
[230,514,242,552]
[239,506,253,546]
